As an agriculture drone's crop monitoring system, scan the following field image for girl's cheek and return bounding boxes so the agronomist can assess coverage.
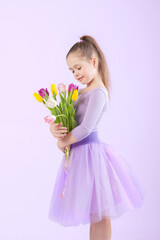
[83,69,87,76]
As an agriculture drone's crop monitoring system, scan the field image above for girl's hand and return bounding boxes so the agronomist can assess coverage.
[57,140,70,153]
[50,122,68,140]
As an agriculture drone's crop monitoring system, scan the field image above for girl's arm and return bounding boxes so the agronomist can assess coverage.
[57,131,78,149]
[58,88,107,148]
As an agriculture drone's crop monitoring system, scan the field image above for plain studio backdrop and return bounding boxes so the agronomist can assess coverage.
[0,1,159,239]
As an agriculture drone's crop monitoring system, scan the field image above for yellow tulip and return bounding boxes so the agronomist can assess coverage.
[51,84,57,95]
[33,92,43,102]
[72,89,78,101]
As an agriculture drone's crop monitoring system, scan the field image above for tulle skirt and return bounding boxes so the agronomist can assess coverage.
[48,131,144,227]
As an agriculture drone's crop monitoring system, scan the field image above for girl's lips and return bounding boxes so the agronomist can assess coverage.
[78,77,84,81]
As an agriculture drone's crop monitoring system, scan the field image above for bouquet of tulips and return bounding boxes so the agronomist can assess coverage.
[33,83,79,166]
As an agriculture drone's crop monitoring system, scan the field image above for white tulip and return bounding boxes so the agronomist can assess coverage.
[45,97,58,108]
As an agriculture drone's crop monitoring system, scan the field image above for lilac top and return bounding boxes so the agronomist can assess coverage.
[71,87,109,141]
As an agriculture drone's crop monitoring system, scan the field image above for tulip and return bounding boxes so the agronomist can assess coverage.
[68,84,79,94]
[33,92,43,102]
[45,97,58,108]
[44,115,56,124]
[65,84,69,92]
[72,89,78,101]
[57,83,66,94]
[51,84,57,96]
[38,88,49,98]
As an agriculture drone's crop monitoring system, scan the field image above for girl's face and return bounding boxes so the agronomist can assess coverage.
[66,53,97,85]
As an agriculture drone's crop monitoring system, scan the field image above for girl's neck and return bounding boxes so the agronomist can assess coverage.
[86,77,105,90]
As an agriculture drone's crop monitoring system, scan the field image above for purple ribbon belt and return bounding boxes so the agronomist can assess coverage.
[71,131,101,148]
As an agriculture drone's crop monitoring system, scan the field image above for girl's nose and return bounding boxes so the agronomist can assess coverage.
[75,71,79,77]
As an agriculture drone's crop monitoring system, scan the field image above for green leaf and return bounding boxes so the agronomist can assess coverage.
[68,88,73,104]
[68,103,75,116]
[70,116,75,130]
[54,118,59,124]
[52,90,56,100]
[59,102,62,112]
[59,92,65,106]
[50,107,57,115]
[55,107,61,123]
[66,119,69,132]
[64,103,68,117]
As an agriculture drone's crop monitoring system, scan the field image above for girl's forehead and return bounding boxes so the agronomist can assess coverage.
[67,52,95,64]
[67,55,87,67]
[68,54,84,62]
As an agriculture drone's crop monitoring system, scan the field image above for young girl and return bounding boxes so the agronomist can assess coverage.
[48,35,144,240]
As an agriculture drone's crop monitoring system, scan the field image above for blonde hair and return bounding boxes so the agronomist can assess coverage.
[66,35,112,101]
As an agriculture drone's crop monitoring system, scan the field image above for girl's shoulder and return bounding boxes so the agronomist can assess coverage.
[78,86,108,99]
[79,86,107,94]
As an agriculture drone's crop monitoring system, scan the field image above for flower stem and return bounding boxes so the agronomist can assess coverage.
[56,114,68,119]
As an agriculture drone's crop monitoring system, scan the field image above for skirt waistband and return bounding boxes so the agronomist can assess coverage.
[71,131,101,148]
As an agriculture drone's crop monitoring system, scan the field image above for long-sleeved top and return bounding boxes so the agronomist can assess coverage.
[71,87,108,141]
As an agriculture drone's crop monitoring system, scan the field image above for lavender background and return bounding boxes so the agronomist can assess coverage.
[0,1,159,239]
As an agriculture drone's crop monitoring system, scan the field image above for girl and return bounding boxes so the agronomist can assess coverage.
[48,35,144,240]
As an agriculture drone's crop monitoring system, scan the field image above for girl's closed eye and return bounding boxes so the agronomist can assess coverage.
[72,67,81,73]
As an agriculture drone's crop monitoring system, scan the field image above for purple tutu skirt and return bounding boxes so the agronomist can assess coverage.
[48,131,144,227]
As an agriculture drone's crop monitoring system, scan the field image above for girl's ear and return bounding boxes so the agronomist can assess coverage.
[92,57,98,68]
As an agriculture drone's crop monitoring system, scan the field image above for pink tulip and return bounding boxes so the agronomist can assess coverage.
[57,83,66,93]
[44,115,56,124]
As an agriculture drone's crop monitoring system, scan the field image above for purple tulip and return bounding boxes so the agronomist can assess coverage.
[45,88,49,96]
[38,88,49,98]
[68,84,79,94]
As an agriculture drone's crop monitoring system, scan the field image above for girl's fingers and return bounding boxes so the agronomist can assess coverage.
[60,125,67,128]
[50,123,67,131]
[51,132,67,138]
[52,130,67,134]
[57,136,65,140]
[55,135,66,140]
[56,133,67,137]
[51,122,62,126]
[56,127,67,130]
[52,133,67,138]
[50,125,66,131]
[50,122,67,136]
[57,129,68,134]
